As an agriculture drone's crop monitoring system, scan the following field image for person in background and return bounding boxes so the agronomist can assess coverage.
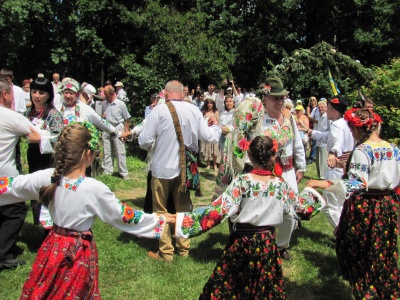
[144,93,159,118]
[307,108,400,300]
[294,104,309,155]
[308,100,328,179]
[192,90,204,111]
[79,82,96,107]
[203,84,218,101]
[51,73,61,92]
[22,79,31,108]
[201,98,220,171]
[219,95,234,156]
[306,96,319,164]
[114,81,128,103]
[24,77,63,225]
[183,85,192,101]
[102,85,131,180]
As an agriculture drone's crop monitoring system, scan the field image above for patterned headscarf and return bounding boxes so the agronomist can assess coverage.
[224,97,265,176]
[62,78,80,93]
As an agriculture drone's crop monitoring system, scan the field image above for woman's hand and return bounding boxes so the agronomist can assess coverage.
[306,179,331,189]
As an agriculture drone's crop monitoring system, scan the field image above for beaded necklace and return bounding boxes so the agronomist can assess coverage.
[250,169,274,176]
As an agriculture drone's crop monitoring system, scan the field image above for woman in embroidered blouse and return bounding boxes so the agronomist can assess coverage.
[201,98,220,171]
[24,77,63,225]
[0,123,172,299]
[174,136,324,299]
[219,96,234,156]
[307,108,400,300]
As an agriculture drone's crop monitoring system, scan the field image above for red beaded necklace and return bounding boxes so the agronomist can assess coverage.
[250,169,274,176]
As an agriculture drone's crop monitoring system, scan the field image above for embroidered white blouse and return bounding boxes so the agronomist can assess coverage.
[0,168,166,239]
[175,174,325,238]
[327,140,400,200]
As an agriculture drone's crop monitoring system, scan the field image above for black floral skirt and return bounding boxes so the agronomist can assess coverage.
[336,195,400,300]
[200,230,286,299]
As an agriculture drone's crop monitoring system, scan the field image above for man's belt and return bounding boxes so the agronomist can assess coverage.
[276,156,294,172]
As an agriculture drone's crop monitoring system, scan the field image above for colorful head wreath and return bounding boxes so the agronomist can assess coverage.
[344,108,382,128]
[69,121,100,150]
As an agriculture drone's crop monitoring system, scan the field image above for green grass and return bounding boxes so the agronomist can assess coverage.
[1,144,398,299]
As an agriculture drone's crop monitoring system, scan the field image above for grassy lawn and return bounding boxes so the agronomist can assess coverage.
[1,143,398,299]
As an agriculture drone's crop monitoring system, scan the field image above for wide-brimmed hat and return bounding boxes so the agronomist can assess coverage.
[328,95,348,114]
[114,81,124,87]
[262,77,289,96]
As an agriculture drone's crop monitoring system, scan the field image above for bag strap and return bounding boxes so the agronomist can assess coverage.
[166,101,187,192]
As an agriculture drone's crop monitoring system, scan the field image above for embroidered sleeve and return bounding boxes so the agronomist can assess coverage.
[326,148,369,199]
[175,176,247,238]
[89,183,166,239]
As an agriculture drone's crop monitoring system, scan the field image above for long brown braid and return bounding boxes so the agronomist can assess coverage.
[39,124,92,205]
[343,109,380,179]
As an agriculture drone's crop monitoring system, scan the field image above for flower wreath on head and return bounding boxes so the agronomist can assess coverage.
[344,108,382,128]
[70,121,100,150]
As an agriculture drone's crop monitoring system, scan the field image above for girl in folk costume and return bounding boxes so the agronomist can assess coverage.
[201,98,220,171]
[307,108,400,300]
[0,123,172,299]
[174,136,326,299]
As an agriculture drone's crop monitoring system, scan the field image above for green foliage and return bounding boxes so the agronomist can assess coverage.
[271,42,374,100]
[367,58,400,144]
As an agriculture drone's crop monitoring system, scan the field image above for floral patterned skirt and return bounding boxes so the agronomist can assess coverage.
[201,142,219,162]
[20,227,100,300]
[199,230,286,299]
[336,195,400,300]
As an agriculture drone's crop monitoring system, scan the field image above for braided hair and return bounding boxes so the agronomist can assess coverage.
[39,124,92,205]
[248,136,276,171]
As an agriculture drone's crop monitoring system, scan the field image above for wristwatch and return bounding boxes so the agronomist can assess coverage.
[328,150,338,157]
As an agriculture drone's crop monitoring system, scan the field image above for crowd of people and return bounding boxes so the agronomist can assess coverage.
[0,68,399,299]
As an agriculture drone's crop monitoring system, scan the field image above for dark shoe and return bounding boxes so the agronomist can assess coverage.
[0,258,26,269]
[279,249,291,260]
[147,251,173,261]
[306,159,314,165]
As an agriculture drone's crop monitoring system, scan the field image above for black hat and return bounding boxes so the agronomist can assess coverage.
[328,95,348,114]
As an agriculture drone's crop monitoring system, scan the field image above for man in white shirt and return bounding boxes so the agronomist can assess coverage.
[0,78,41,270]
[308,100,328,179]
[139,80,221,261]
[203,84,218,101]
[0,68,26,175]
[310,96,354,228]
[102,85,131,180]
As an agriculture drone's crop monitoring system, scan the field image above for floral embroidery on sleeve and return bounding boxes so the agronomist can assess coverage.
[0,177,13,195]
[118,201,143,224]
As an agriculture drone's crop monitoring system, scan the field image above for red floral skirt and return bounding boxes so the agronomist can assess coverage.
[20,225,100,299]
[199,229,285,299]
[336,195,400,300]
